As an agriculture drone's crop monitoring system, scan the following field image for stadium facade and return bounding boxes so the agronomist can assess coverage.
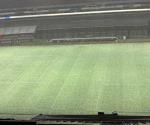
[0,0,150,43]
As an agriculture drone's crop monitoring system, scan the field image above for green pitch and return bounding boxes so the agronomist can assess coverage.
[0,43,150,116]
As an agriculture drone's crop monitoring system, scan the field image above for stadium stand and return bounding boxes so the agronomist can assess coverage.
[0,0,150,9]
[1,11,148,40]
[0,0,150,17]
[0,0,150,44]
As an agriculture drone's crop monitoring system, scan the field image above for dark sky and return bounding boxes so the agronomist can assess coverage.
[0,0,149,9]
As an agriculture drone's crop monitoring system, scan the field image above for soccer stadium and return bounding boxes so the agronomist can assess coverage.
[0,0,150,125]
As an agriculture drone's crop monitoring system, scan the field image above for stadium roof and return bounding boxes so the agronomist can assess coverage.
[0,26,37,35]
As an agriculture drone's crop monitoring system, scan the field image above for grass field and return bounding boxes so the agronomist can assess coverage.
[0,43,150,116]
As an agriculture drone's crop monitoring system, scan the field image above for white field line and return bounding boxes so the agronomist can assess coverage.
[0,8,150,20]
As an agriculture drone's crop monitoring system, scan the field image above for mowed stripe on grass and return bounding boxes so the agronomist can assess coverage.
[0,43,150,115]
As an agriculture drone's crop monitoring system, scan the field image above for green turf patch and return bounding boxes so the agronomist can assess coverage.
[0,43,150,115]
